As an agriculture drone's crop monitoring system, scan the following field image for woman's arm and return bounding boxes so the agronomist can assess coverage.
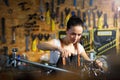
[80,51,91,61]
[37,39,72,57]
[37,39,60,51]
[77,43,91,61]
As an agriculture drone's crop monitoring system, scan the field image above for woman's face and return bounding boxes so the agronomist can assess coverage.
[66,25,83,44]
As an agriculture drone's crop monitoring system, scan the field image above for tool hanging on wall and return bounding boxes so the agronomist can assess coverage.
[1,17,6,43]
[39,0,45,21]
[8,8,17,44]
[59,11,64,29]
[55,0,61,25]
[51,0,56,31]
[77,9,81,19]
[44,34,50,41]
[18,2,30,11]
[51,18,55,30]
[3,0,10,7]
[57,0,60,5]
[56,7,60,24]
[81,0,85,9]
[87,10,91,27]
[111,1,115,12]
[25,30,30,52]
[92,11,97,29]
[28,13,37,21]
[89,0,93,6]
[71,11,76,16]
[37,33,43,52]
[64,7,71,26]
[45,2,50,24]
[38,33,43,41]
[113,12,118,27]
[97,10,103,29]
[73,0,77,8]
[31,34,37,52]
[102,13,108,29]
[11,27,16,44]
[24,21,37,28]
[61,0,65,4]
[82,12,88,31]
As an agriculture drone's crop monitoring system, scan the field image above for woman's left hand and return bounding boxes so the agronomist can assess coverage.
[95,59,103,68]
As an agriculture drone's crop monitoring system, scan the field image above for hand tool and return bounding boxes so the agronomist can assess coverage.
[64,7,71,26]
[81,0,84,9]
[97,10,103,29]
[77,9,81,18]
[71,11,76,16]
[28,13,37,20]
[31,34,37,52]
[51,0,56,31]
[1,17,6,43]
[37,33,44,52]
[113,12,118,27]
[92,11,97,29]
[61,0,65,4]
[3,0,9,7]
[73,0,77,8]
[87,10,91,27]
[38,33,43,41]
[102,13,108,28]
[18,2,30,11]
[57,0,61,5]
[89,0,93,6]
[111,1,115,12]
[59,11,64,29]
[56,7,60,24]
[25,30,30,52]
[45,2,50,24]
[11,27,16,44]
[82,12,88,30]
[44,34,50,41]
[39,0,45,21]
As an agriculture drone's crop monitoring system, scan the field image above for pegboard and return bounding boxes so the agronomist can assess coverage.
[0,0,120,62]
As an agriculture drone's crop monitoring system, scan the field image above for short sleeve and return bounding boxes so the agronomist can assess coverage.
[49,39,61,64]
[78,43,85,54]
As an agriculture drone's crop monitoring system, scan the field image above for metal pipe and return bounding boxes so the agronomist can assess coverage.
[16,58,75,74]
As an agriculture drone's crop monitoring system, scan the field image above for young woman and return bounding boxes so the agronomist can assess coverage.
[37,16,102,71]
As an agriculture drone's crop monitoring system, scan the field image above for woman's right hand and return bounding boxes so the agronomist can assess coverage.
[57,47,72,58]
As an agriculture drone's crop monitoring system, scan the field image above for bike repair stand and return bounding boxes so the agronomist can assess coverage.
[89,50,98,77]
[11,48,18,68]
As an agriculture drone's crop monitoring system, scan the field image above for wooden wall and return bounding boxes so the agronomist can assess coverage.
[0,0,120,62]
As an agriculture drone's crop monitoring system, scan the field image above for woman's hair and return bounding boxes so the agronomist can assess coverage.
[67,16,83,31]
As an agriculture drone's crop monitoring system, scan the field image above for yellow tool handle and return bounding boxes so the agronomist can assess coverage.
[46,10,50,24]
[51,19,55,31]
[64,14,71,26]
[32,38,37,52]
[97,17,103,29]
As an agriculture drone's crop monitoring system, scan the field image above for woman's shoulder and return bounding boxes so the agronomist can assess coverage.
[52,39,60,42]
[77,42,84,47]
[52,39,61,46]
